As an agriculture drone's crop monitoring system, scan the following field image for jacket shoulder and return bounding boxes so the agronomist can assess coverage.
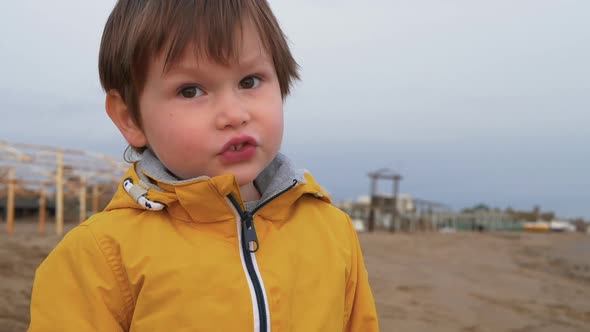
[297,193,356,239]
[81,206,146,236]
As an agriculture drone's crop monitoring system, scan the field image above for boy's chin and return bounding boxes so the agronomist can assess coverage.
[232,167,265,186]
[235,174,258,187]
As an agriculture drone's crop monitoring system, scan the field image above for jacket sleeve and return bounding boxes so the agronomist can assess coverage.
[28,226,130,331]
[343,215,380,331]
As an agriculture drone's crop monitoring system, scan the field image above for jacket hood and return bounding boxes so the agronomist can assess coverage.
[105,149,331,223]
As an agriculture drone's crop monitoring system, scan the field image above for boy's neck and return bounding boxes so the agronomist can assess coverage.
[240,182,261,202]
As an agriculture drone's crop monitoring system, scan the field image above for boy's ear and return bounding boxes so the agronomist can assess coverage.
[105,90,147,148]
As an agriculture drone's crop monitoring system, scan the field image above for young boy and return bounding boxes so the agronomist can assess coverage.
[28,1,379,331]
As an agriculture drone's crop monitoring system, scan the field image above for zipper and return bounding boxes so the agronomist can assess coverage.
[228,179,298,253]
[226,179,298,332]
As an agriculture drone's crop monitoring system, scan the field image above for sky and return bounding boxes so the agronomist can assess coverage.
[1,1,589,219]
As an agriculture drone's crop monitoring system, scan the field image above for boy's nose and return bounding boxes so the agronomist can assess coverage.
[215,92,251,130]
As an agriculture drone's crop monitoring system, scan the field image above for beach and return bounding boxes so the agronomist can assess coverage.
[362,231,590,331]
[1,221,589,331]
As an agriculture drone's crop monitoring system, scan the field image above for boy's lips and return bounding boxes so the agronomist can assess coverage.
[218,135,258,164]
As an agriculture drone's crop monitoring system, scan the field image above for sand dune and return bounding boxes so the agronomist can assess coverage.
[1,222,589,331]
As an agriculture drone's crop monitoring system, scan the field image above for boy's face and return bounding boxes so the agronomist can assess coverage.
[129,22,284,186]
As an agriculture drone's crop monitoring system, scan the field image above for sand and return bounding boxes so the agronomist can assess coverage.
[361,231,590,332]
[1,221,589,332]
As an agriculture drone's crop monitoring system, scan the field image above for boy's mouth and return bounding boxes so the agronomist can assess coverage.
[230,143,246,151]
[220,136,257,153]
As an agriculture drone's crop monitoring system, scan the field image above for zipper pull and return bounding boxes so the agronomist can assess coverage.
[241,211,260,253]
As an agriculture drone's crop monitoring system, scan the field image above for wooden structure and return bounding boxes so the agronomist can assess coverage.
[0,141,126,235]
[367,169,403,232]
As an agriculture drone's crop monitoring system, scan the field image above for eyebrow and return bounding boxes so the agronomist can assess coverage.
[164,53,273,77]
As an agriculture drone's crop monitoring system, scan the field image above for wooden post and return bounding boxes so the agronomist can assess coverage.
[367,176,377,232]
[56,151,64,235]
[6,167,15,234]
[39,185,46,234]
[390,175,402,233]
[92,184,99,215]
[79,176,87,223]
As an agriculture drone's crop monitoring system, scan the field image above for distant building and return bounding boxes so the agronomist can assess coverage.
[523,220,576,232]
[335,193,450,232]
[335,195,523,232]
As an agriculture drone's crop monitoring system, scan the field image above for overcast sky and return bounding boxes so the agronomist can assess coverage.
[1,1,589,218]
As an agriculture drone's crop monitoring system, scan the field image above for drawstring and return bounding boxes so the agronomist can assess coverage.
[123,178,165,211]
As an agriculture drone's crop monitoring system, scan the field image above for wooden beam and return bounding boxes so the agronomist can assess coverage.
[6,167,15,234]
[92,184,100,215]
[0,179,53,187]
[39,185,46,234]
[79,176,87,224]
[367,177,377,232]
[0,140,85,155]
[56,152,64,236]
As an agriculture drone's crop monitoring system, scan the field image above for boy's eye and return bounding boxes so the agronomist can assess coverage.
[179,86,204,98]
[239,76,261,89]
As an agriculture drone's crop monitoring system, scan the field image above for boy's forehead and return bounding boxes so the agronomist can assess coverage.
[159,29,271,73]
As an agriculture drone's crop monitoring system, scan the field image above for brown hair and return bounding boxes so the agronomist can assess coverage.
[98,0,299,129]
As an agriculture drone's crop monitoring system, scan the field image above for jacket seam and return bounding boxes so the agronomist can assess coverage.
[84,225,134,329]
[343,213,356,328]
[168,213,235,224]
[256,192,324,222]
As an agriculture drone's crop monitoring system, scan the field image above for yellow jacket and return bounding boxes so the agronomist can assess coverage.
[29,152,379,331]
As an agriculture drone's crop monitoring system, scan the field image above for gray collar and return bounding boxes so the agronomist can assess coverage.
[137,149,307,204]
